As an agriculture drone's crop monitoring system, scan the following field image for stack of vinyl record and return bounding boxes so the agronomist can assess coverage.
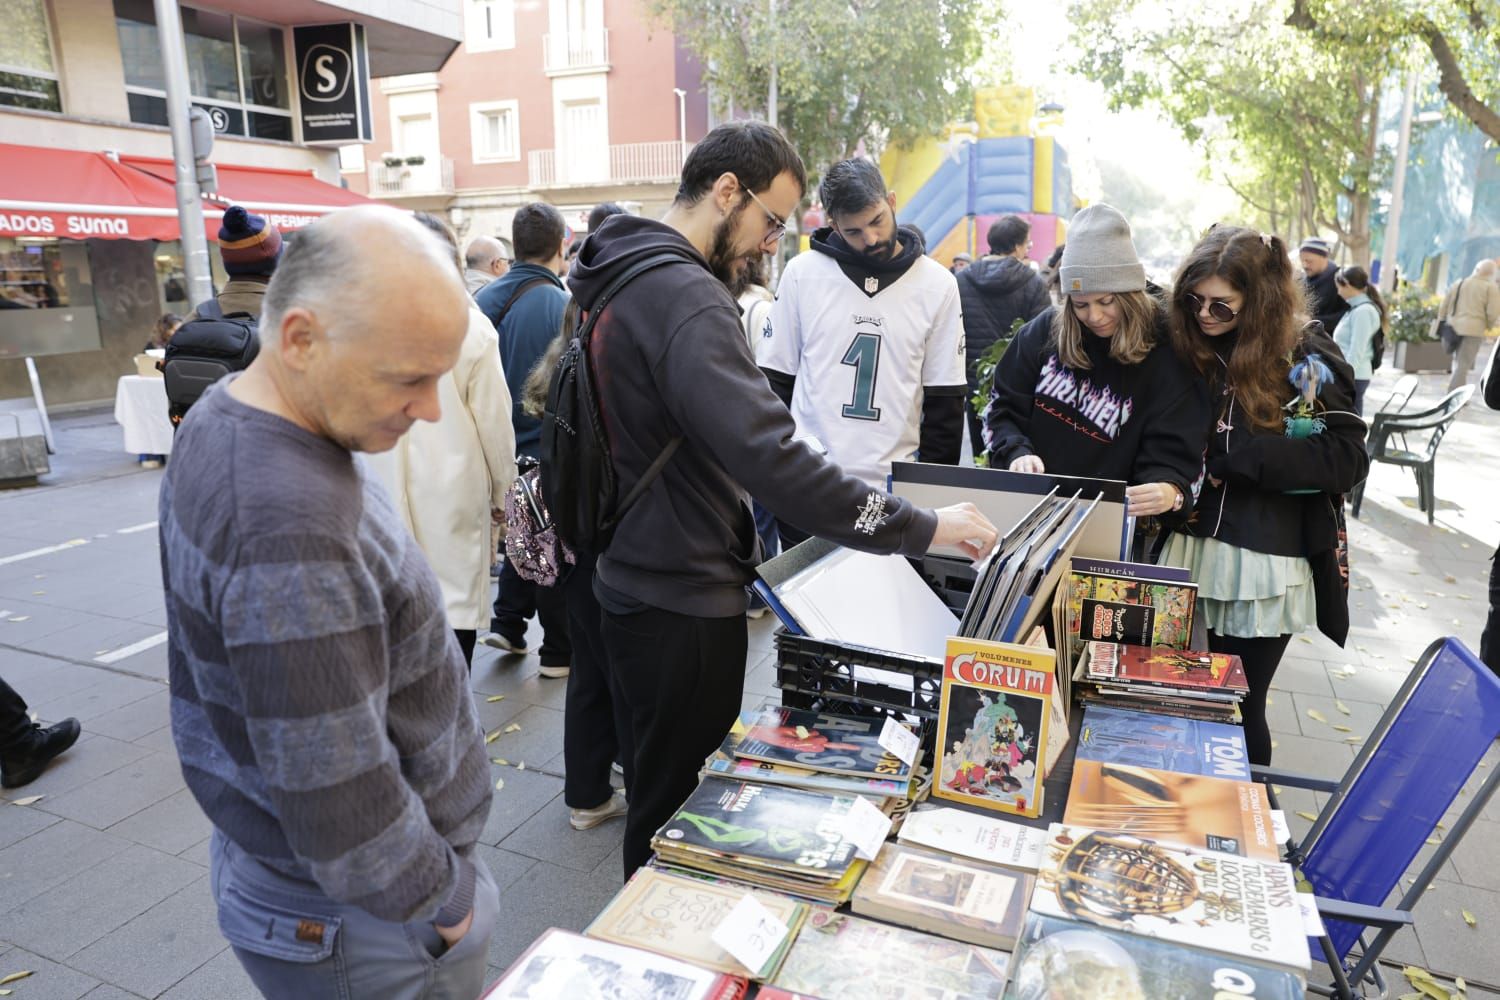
[650,776,868,904]
[1073,641,1248,722]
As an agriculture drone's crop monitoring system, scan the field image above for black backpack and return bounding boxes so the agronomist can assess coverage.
[160,299,260,425]
[540,252,685,554]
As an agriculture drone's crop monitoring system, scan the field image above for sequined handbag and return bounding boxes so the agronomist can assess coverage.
[504,464,574,587]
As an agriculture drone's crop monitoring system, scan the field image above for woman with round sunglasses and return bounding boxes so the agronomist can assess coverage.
[984,204,1210,530]
[1160,225,1369,766]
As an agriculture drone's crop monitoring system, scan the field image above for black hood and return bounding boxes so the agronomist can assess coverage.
[568,214,716,315]
[810,224,925,297]
[958,255,1041,296]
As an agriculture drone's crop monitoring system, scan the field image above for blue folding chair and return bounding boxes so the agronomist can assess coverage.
[1255,637,1500,999]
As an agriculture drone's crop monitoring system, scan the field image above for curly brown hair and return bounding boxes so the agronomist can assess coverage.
[1167,226,1308,432]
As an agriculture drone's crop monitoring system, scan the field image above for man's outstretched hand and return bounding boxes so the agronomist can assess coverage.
[930,502,998,561]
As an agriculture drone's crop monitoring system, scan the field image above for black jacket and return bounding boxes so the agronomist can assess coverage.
[956,256,1050,377]
[1305,265,1348,335]
[570,214,938,618]
[1180,324,1368,645]
[984,308,1211,511]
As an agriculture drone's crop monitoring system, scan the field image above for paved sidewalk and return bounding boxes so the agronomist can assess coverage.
[0,371,1496,998]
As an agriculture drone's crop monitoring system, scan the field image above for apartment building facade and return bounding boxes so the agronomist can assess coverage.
[341,0,711,244]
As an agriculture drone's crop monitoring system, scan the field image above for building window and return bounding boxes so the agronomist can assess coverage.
[114,0,294,141]
[338,145,365,173]
[465,0,516,53]
[470,101,519,163]
[0,0,62,113]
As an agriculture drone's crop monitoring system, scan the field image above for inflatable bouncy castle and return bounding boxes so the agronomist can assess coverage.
[880,86,1074,268]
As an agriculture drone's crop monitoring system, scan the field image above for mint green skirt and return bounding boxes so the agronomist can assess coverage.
[1159,533,1316,638]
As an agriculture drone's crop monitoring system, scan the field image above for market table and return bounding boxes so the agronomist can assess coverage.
[113,375,173,456]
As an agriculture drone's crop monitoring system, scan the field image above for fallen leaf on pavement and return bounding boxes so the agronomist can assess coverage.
[0,973,31,986]
[1336,701,1351,715]
[491,757,508,766]
[9,795,43,807]
[9,617,28,623]
[1333,725,1352,732]
[495,778,504,791]
[1296,811,1317,821]
[516,762,526,771]
[486,695,505,703]
[484,730,500,744]
[1307,708,1329,724]
[1462,910,1477,928]
[503,723,522,734]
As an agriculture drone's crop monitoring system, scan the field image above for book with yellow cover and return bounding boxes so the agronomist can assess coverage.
[933,638,1054,819]
[587,868,808,980]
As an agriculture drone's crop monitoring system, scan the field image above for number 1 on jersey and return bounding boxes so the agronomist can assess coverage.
[841,331,883,421]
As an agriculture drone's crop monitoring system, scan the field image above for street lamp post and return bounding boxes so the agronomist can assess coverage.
[1380,71,1417,293]
[153,0,215,310]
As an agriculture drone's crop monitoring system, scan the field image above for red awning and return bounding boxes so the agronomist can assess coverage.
[0,142,377,242]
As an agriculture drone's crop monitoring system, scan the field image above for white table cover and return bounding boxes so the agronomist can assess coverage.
[113,375,174,455]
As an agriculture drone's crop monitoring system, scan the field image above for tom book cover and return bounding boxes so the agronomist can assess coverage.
[1029,824,1309,976]
[934,638,1054,819]
[1076,706,1250,780]
[1063,760,1279,861]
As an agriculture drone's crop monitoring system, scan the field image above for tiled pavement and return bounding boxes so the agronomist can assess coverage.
[0,372,1497,998]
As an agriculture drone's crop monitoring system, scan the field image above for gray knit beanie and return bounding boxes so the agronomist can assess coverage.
[1059,204,1146,295]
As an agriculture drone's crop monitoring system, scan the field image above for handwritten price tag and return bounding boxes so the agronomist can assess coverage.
[878,716,920,767]
[711,893,790,976]
[843,793,894,861]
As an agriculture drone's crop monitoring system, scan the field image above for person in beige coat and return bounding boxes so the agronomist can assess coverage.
[1443,259,1500,391]
[370,214,518,665]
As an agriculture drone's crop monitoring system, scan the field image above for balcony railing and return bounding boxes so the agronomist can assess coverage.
[528,140,688,188]
[543,29,610,74]
[369,156,455,197]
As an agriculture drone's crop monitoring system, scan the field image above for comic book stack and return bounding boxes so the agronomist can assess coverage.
[1074,641,1249,722]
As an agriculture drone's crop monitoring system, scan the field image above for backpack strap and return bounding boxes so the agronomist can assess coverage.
[194,299,223,321]
[576,250,694,530]
[492,276,555,331]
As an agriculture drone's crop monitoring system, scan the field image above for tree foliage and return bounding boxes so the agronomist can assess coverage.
[1069,0,1394,263]
[642,0,1001,183]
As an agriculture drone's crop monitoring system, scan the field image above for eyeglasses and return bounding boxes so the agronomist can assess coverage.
[735,178,788,246]
[1184,291,1239,324]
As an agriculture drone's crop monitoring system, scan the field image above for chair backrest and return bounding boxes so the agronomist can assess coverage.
[1300,637,1500,960]
[1378,374,1420,415]
[1418,385,1475,460]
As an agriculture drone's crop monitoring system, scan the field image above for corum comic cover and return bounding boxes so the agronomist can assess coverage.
[1076,706,1251,780]
[1003,912,1305,1000]
[1030,824,1309,977]
[934,638,1053,819]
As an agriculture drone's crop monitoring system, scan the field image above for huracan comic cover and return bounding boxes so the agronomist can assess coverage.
[934,638,1054,819]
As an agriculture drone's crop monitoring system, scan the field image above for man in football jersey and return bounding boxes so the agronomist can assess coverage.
[759,158,966,547]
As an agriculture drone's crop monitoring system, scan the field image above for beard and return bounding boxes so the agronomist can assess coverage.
[863,232,900,261]
[707,201,751,291]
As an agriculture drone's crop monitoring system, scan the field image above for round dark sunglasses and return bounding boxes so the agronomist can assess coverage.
[1184,291,1239,324]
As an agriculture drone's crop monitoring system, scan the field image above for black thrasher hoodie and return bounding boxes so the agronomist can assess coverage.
[569,214,939,618]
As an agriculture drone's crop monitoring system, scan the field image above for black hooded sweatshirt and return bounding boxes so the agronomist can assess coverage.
[984,307,1211,509]
[1305,263,1348,335]
[569,214,938,618]
[956,255,1051,376]
[760,225,966,466]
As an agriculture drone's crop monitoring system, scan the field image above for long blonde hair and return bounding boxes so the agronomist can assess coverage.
[1052,290,1161,369]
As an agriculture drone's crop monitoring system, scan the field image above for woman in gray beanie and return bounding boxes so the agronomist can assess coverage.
[1161,225,1368,767]
[984,204,1210,526]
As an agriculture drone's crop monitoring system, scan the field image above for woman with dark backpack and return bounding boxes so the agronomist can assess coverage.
[1161,225,1369,767]
[1331,265,1387,415]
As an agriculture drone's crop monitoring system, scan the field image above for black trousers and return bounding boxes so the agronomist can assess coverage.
[603,606,747,878]
[453,629,476,669]
[491,560,572,668]
[563,553,633,809]
[1482,547,1500,678]
[1207,631,1292,767]
[0,677,35,754]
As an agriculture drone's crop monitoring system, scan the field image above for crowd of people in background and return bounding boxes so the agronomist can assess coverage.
[8,117,1498,999]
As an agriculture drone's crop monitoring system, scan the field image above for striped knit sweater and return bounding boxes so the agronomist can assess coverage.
[158,380,491,925]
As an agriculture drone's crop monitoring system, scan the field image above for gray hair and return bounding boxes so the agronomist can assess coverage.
[1475,259,1496,280]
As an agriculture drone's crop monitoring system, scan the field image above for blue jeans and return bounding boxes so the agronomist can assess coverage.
[209,830,499,1000]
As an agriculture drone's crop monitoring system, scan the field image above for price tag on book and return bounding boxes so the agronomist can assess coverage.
[878,716,920,767]
[843,792,893,861]
[712,893,789,976]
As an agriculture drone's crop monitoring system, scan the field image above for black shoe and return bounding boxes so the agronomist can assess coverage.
[1,718,82,789]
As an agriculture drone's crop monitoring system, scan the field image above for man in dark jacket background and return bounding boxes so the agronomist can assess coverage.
[956,215,1050,457]
[1299,237,1348,334]
[568,122,998,876]
[474,203,572,677]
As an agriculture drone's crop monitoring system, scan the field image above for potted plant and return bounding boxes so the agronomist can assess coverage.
[968,317,1026,467]
[404,155,426,166]
[381,153,403,168]
[1388,284,1447,373]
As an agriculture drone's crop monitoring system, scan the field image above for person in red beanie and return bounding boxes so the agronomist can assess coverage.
[200,205,284,320]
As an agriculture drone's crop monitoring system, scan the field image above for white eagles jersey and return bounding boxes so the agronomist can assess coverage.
[758,249,966,488]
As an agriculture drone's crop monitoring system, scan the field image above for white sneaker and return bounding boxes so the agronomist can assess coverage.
[538,664,570,679]
[482,633,529,654]
[570,789,628,830]
[611,761,625,776]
